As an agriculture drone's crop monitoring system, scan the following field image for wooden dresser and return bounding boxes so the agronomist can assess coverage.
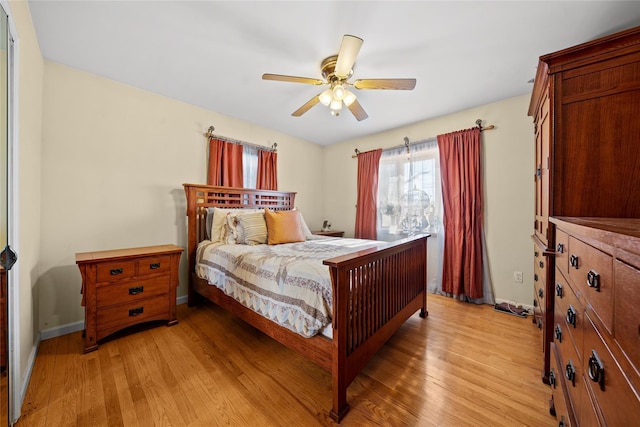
[76,244,183,353]
[528,25,640,389]
[548,218,640,426]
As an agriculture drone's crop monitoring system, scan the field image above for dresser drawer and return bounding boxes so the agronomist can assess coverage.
[550,343,576,427]
[96,275,170,308]
[96,260,136,283]
[556,229,569,277]
[97,294,170,331]
[583,314,640,426]
[614,259,640,372]
[555,307,585,412]
[567,237,613,333]
[554,268,583,362]
[137,255,171,276]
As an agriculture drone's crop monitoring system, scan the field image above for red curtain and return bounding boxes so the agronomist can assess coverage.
[256,150,278,190]
[207,138,243,187]
[437,127,483,299]
[354,149,382,240]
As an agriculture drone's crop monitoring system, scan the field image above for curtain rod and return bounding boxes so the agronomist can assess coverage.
[204,126,277,152]
[352,119,495,158]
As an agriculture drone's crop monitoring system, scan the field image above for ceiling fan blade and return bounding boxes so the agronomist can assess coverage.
[354,78,417,90]
[262,73,324,85]
[334,35,363,78]
[292,95,320,117]
[347,99,369,121]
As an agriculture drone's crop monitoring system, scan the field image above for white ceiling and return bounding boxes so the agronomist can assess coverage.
[27,1,640,146]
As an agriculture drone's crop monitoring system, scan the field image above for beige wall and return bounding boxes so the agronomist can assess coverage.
[39,62,324,330]
[322,94,534,306]
[7,0,44,412]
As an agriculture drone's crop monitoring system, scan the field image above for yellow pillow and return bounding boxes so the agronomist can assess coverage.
[265,208,305,245]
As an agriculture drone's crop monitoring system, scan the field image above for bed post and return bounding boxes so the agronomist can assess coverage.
[183,184,198,306]
[330,265,350,422]
[420,236,428,318]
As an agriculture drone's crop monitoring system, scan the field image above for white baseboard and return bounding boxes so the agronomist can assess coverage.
[17,333,41,423]
[40,320,84,340]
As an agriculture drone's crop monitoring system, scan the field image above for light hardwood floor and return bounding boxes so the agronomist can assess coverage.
[17,294,555,426]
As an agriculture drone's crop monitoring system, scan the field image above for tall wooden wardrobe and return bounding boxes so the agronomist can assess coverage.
[528,25,640,425]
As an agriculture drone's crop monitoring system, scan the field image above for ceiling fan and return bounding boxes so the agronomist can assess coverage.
[262,35,417,121]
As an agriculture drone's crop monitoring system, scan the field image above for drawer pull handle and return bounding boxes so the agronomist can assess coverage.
[533,299,538,308]
[110,268,123,275]
[150,262,161,270]
[569,254,579,269]
[565,360,576,386]
[534,274,539,282]
[586,270,600,292]
[555,324,562,342]
[567,305,577,328]
[538,288,544,298]
[537,319,543,330]
[129,286,144,295]
[559,415,566,427]
[549,368,556,388]
[539,260,544,268]
[534,251,539,258]
[588,350,605,391]
[129,307,144,317]
[556,243,564,253]
[556,283,563,298]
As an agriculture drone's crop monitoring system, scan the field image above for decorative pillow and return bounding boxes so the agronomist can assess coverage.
[209,208,233,242]
[223,209,263,244]
[265,208,305,245]
[236,211,268,245]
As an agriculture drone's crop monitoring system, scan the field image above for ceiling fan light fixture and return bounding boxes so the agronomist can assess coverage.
[330,98,343,111]
[319,89,333,106]
[332,84,346,100]
[343,89,356,106]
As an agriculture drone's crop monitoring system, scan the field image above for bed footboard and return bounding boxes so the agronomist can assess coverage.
[323,234,429,422]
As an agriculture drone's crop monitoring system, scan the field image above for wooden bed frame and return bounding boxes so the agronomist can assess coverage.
[183,184,429,422]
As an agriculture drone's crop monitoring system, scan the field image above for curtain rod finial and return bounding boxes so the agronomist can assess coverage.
[475,119,483,127]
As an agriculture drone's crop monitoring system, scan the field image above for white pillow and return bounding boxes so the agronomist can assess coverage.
[295,209,315,240]
[209,208,233,242]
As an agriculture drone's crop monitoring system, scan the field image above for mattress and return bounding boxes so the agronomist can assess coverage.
[195,237,380,338]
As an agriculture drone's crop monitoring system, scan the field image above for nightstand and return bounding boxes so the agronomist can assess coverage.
[76,244,183,353]
[312,230,345,237]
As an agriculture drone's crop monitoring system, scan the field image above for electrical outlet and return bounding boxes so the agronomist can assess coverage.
[513,271,523,283]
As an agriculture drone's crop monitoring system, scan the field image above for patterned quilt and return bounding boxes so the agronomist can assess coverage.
[195,237,380,337]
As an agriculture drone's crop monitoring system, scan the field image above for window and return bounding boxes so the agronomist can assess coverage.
[242,145,258,189]
[377,138,442,242]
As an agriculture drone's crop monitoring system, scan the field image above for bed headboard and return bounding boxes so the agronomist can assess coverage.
[182,184,297,280]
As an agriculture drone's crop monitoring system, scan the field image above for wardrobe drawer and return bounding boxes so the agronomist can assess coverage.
[96,275,170,308]
[96,260,136,283]
[567,237,613,333]
[97,294,170,331]
[556,229,569,276]
[614,259,640,372]
[554,269,583,362]
[137,255,171,276]
[583,314,640,426]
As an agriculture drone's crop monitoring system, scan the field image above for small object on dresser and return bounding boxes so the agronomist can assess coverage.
[76,244,183,353]
[321,220,332,232]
